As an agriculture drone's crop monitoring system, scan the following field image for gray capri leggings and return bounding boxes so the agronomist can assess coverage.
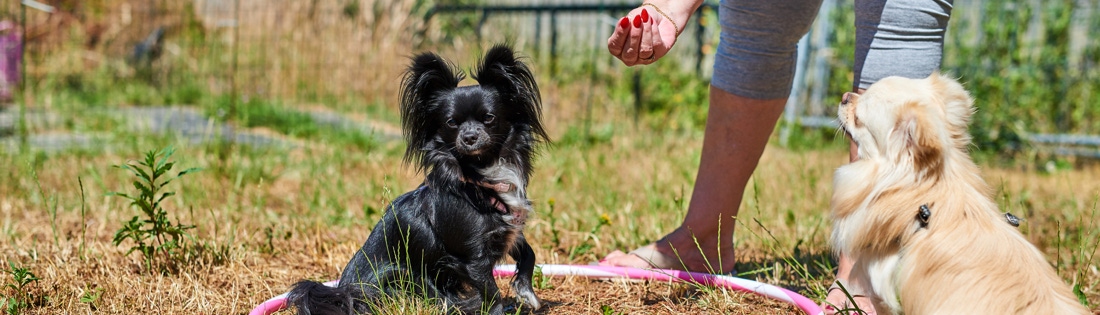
[711,0,954,99]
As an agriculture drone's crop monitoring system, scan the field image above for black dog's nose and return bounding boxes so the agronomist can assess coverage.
[462,133,479,145]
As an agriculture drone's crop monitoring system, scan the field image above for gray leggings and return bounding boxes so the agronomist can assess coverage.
[711,0,954,99]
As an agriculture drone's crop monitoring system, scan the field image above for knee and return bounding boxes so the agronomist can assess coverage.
[712,0,824,99]
[857,0,953,42]
[854,0,954,89]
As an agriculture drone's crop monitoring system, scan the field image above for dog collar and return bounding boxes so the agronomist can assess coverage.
[918,204,932,228]
[1004,212,1020,227]
[917,203,1023,228]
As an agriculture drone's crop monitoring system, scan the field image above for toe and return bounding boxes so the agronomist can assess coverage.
[599,250,627,262]
[598,251,653,268]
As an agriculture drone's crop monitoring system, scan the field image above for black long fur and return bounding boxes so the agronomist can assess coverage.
[287,44,545,315]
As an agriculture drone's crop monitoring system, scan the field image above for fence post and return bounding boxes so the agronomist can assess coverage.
[534,12,542,57]
[694,9,704,75]
[229,0,240,121]
[550,10,558,75]
[18,0,26,150]
[477,12,489,43]
[779,33,809,147]
[809,0,835,117]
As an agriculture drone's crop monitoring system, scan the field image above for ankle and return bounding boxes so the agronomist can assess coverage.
[663,226,735,254]
[656,232,736,273]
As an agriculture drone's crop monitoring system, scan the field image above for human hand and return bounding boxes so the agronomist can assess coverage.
[607,5,680,66]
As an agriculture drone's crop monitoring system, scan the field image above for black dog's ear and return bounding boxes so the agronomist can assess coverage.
[401,52,464,169]
[474,44,549,143]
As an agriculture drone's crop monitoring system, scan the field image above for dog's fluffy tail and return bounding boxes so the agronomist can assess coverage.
[287,280,369,315]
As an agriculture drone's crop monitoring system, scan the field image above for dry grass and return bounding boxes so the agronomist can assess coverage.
[2,1,1098,314]
[1,117,1098,313]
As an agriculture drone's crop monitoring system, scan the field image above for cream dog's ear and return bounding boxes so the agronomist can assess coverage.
[929,73,972,117]
[891,103,944,175]
[928,73,976,147]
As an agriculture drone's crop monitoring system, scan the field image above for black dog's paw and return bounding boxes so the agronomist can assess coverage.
[510,278,540,311]
[515,288,541,311]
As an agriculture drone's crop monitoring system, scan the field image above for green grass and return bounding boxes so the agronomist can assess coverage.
[3,1,1099,309]
[202,95,382,153]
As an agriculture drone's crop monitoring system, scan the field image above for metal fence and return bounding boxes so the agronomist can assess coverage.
[2,0,1098,157]
[783,0,1100,158]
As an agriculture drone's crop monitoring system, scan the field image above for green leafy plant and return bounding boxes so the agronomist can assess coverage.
[78,285,103,311]
[532,266,553,290]
[1070,198,1100,308]
[2,261,41,315]
[545,198,562,249]
[108,146,201,273]
[599,304,625,315]
[567,213,612,262]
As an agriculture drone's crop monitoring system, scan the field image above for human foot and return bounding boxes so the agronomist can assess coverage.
[821,279,877,315]
[598,244,681,270]
[598,233,735,274]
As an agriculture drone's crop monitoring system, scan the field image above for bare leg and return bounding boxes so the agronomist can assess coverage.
[846,88,866,163]
[600,85,785,273]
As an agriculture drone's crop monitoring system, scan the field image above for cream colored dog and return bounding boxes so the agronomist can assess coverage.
[830,73,1089,314]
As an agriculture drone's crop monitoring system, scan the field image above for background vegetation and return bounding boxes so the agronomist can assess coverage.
[0,0,1097,314]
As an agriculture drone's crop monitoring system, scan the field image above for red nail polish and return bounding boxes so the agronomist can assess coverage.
[619,17,630,29]
[641,9,649,22]
[633,15,642,28]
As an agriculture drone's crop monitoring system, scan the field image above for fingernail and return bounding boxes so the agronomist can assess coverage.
[619,17,630,29]
[641,9,649,23]
[633,15,642,28]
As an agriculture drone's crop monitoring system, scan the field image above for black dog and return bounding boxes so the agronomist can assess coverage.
[287,45,547,315]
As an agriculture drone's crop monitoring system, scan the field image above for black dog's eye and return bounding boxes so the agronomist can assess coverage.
[446,119,457,128]
[484,114,495,124]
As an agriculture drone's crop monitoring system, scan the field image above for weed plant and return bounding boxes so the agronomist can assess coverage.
[108,146,201,274]
[78,286,103,311]
[1,262,40,315]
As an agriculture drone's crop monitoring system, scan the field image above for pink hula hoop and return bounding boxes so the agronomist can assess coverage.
[249,264,824,315]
